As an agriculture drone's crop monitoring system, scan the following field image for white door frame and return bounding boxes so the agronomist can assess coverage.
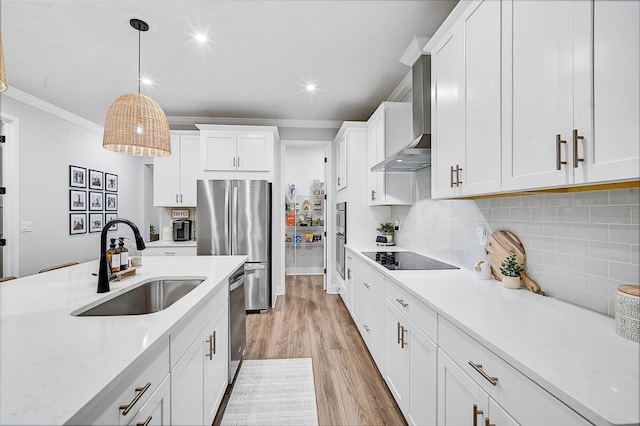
[1,112,20,277]
[279,139,332,292]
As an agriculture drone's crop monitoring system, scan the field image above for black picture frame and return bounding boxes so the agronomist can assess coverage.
[69,190,86,211]
[89,213,103,233]
[105,173,118,192]
[105,193,118,211]
[105,213,118,231]
[70,213,87,235]
[69,165,86,188]
[89,169,103,190]
[89,191,103,211]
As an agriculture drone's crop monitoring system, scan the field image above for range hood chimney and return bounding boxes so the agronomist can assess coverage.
[371,54,431,173]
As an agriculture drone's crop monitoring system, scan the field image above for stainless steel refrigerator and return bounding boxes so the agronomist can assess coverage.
[197,180,271,312]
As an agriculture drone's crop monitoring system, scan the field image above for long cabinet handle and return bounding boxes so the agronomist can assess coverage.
[473,404,484,426]
[400,325,407,348]
[573,129,584,168]
[468,361,499,386]
[450,166,455,188]
[455,164,463,186]
[120,382,151,415]
[397,321,402,344]
[206,331,216,360]
[371,190,376,201]
[233,157,236,167]
[556,134,567,170]
[395,298,408,308]
[137,416,153,426]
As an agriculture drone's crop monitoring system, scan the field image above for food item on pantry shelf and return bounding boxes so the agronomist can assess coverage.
[295,235,302,243]
[286,214,295,227]
[305,233,313,242]
[302,200,310,211]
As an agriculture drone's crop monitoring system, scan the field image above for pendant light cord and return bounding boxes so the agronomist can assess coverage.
[137,28,141,94]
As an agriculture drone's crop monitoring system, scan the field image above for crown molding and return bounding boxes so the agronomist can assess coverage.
[168,115,342,129]
[2,87,104,134]
[387,71,412,102]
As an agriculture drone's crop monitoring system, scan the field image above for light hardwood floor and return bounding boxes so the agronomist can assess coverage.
[214,274,406,426]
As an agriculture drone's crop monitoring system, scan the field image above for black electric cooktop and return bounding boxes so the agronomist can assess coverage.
[362,251,459,271]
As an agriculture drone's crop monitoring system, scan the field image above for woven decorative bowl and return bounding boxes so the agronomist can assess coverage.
[615,285,640,343]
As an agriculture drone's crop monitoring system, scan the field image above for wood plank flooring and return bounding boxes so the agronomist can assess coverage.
[214,274,406,426]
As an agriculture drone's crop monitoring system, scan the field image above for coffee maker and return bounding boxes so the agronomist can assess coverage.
[172,220,193,241]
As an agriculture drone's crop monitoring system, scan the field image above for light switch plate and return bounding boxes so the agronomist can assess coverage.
[21,221,32,232]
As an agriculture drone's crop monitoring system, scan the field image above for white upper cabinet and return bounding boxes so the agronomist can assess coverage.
[367,102,414,205]
[431,0,502,199]
[336,133,347,191]
[502,0,639,190]
[153,132,199,207]
[196,125,278,182]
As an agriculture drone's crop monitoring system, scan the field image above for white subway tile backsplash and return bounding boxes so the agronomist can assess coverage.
[544,222,573,238]
[572,223,609,241]
[608,261,640,284]
[557,238,590,257]
[392,186,639,317]
[572,255,608,278]
[589,241,630,262]
[532,207,558,222]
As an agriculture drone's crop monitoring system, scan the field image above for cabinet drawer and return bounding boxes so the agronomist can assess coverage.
[144,246,196,256]
[89,338,170,426]
[170,283,227,369]
[385,279,437,341]
[438,317,589,425]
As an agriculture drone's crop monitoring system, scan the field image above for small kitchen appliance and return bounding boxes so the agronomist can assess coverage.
[362,251,458,271]
[172,220,193,241]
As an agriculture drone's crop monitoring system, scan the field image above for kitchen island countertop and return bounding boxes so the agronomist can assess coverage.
[346,244,639,426]
[0,255,246,425]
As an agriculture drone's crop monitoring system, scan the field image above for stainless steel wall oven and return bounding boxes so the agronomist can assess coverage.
[336,202,347,278]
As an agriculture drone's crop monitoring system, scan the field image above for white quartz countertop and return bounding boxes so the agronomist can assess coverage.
[145,239,197,248]
[0,255,246,425]
[347,245,639,426]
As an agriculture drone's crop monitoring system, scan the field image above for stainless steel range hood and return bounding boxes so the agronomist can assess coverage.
[371,54,431,173]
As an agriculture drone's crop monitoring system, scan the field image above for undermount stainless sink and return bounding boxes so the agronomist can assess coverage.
[73,278,205,317]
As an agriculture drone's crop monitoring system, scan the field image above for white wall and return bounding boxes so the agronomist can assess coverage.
[2,91,146,277]
[391,168,640,317]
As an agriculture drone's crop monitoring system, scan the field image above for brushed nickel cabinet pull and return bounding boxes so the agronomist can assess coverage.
[450,166,455,188]
[400,326,407,348]
[180,194,183,203]
[237,157,240,167]
[473,404,484,426]
[363,282,370,289]
[137,416,153,426]
[456,165,463,186]
[338,177,341,186]
[395,298,408,308]
[232,157,236,167]
[347,269,352,279]
[556,134,567,170]
[573,129,584,168]
[468,361,498,386]
[371,190,376,201]
[397,322,402,344]
[363,324,370,333]
[120,382,151,415]
[213,330,216,355]
[206,332,216,360]
[175,194,179,203]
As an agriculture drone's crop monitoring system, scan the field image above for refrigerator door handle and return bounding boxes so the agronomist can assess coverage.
[224,185,231,254]
[244,263,266,272]
[232,185,239,254]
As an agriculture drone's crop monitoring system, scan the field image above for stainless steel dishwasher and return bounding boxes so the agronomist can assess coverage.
[228,265,246,383]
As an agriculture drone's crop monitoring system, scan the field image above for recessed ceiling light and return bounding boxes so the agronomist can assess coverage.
[305,84,316,92]
[396,158,404,162]
[194,33,208,43]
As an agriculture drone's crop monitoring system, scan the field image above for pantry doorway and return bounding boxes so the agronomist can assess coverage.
[281,141,330,291]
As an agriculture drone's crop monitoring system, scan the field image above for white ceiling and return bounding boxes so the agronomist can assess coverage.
[2,0,457,128]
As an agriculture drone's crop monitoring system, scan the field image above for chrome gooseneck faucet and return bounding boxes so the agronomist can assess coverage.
[98,219,146,293]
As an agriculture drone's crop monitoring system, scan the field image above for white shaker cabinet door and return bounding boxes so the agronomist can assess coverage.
[179,134,200,206]
[203,133,237,171]
[153,136,182,206]
[237,133,269,171]
[575,0,640,184]
[502,0,574,190]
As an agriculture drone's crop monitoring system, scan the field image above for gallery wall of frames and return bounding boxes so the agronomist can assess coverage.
[69,165,119,235]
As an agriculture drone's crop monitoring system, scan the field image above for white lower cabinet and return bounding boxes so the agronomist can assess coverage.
[127,375,171,426]
[384,282,437,426]
[438,349,517,426]
[438,317,589,426]
[172,294,229,425]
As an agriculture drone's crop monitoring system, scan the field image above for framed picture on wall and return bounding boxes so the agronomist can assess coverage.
[69,165,86,188]
[105,193,118,211]
[89,191,103,211]
[89,169,103,190]
[70,213,87,235]
[105,173,118,192]
[105,213,118,231]
[69,190,86,211]
[89,213,103,233]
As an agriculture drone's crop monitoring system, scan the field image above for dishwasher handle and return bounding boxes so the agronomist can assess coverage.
[230,274,244,292]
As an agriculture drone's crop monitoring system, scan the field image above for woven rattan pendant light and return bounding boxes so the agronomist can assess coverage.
[103,19,171,157]
[0,32,8,93]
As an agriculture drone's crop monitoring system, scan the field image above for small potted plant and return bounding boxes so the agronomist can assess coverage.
[377,222,395,245]
[500,254,523,289]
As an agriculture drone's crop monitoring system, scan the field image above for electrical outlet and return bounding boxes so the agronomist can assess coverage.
[476,226,485,237]
[479,235,487,246]
[21,221,32,232]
